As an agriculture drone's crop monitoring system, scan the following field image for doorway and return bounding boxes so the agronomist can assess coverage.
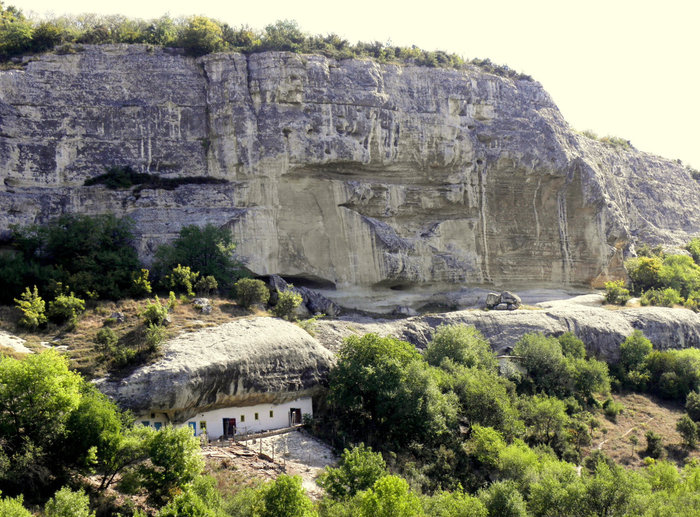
[289,408,302,425]
[222,418,236,438]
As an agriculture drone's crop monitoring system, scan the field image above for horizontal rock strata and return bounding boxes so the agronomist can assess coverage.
[1,45,698,310]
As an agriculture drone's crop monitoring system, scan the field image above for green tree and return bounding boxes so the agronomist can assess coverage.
[512,333,570,397]
[154,224,242,288]
[318,444,387,500]
[626,256,663,294]
[0,350,82,493]
[0,494,32,517]
[44,487,94,517]
[659,255,700,298]
[519,395,569,447]
[272,288,303,320]
[13,285,47,329]
[478,481,527,517]
[421,490,487,517]
[179,16,224,56]
[0,3,32,58]
[128,425,204,506]
[686,391,700,421]
[357,475,423,517]
[619,330,653,373]
[557,332,586,359]
[234,278,270,308]
[687,238,700,265]
[425,325,496,371]
[165,264,199,297]
[676,415,698,448]
[259,475,316,517]
[260,20,305,51]
[47,290,86,325]
[131,269,153,298]
[142,296,169,326]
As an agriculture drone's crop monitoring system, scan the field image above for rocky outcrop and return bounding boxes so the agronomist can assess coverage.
[97,317,335,422]
[1,45,698,311]
[314,300,700,361]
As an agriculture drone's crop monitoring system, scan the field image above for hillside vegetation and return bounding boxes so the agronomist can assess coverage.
[0,3,531,79]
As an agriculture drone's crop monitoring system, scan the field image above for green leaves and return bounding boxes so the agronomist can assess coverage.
[318,444,387,501]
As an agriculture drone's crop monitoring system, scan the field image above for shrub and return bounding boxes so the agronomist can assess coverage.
[272,288,303,320]
[48,291,86,324]
[95,328,118,350]
[558,332,586,359]
[686,391,700,421]
[234,278,270,308]
[684,291,700,312]
[297,313,324,337]
[194,275,218,296]
[14,285,47,329]
[644,430,665,459]
[676,415,698,448]
[687,238,700,265]
[44,486,95,517]
[641,287,683,307]
[604,280,630,305]
[142,297,168,326]
[165,264,199,297]
[318,444,388,501]
[626,256,663,294]
[603,398,624,422]
[179,16,224,56]
[144,323,165,351]
[130,269,152,298]
[425,324,496,370]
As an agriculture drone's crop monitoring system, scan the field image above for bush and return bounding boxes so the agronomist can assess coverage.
[44,486,94,517]
[272,288,303,320]
[626,256,663,294]
[686,391,700,421]
[95,327,118,350]
[194,275,218,296]
[558,332,586,359]
[130,269,152,298]
[684,291,700,312]
[318,444,387,500]
[179,16,224,56]
[676,415,698,448]
[688,238,700,265]
[48,291,86,324]
[234,278,270,308]
[14,285,47,329]
[644,430,665,459]
[0,495,32,517]
[142,297,168,326]
[603,398,624,422]
[144,323,165,351]
[641,287,683,307]
[165,264,199,297]
[604,280,630,305]
[425,324,496,370]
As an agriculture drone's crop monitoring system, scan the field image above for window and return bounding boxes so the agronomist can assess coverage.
[240,414,245,423]
[141,420,150,427]
[200,421,207,433]
[255,412,259,420]
[269,410,274,418]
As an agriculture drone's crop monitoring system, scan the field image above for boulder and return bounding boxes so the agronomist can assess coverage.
[97,317,335,422]
[485,293,501,309]
[500,291,522,309]
[193,297,212,314]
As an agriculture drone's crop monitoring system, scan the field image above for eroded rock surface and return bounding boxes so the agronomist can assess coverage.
[1,45,698,310]
[97,317,335,421]
[314,302,700,361]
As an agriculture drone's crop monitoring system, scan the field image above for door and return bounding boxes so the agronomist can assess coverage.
[290,408,302,425]
[223,418,236,437]
[188,422,196,435]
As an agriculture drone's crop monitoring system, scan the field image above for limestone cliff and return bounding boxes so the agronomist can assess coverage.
[0,45,698,308]
[97,317,335,422]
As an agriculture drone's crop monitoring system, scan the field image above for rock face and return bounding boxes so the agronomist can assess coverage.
[314,302,700,361]
[97,317,335,422]
[1,45,698,309]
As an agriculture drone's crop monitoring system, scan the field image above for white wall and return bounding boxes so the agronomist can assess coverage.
[137,397,313,439]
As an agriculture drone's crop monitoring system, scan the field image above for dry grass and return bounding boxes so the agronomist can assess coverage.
[584,392,700,468]
[0,295,257,378]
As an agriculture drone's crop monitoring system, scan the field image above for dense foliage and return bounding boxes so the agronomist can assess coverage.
[0,4,531,79]
[624,242,700,311]
[0,213,140,302]
[153,224,244,290]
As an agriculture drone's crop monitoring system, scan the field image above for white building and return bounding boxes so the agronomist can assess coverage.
[137,396,313,439]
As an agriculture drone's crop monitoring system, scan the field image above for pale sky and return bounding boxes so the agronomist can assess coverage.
[14,0,700,169]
